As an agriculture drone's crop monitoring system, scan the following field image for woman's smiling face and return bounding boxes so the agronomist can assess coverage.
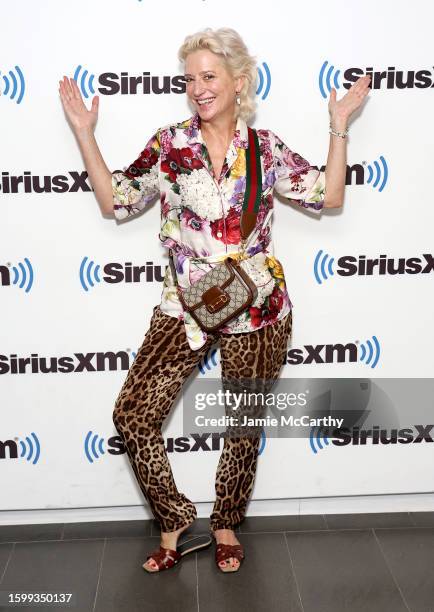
[184,49,242,121]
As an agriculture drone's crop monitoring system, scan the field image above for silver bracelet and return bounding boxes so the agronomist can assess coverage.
[329,122,349,138]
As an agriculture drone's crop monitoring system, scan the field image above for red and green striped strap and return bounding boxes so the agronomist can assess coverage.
[243,127,262,214]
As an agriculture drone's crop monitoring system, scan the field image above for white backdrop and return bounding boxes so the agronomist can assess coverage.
[2,0,434,515]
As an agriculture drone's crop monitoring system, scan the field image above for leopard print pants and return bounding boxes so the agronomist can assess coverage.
[112,304,292,533]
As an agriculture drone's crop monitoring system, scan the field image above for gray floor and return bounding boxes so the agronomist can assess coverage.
[1,512,434,611]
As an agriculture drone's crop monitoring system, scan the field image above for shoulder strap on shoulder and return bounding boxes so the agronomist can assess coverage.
[240,127,262,240]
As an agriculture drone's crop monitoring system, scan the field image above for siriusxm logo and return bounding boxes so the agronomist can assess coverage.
[309,424,434,453]
[314,251,434,284]
[0,64,25,104]
[0,170,92,194]
[79,258,166,291]
[318,61,434,98]
[73,65,185,97]
[285,336,381,369]
[0,350,135,375]
[200,338,382,370]
[0,433,40,463]
[0,258,34,292]
[335,157,388,191]
[73,62,272,99]
[298,158,388,191]
[85,430,266,459]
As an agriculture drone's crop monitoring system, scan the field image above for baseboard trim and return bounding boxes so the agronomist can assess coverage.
[2,492,434,525]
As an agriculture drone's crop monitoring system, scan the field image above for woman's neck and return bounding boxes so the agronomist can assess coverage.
[200,112,237,147]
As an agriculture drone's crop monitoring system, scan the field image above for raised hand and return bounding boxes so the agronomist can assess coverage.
[328,75,371,125]
[58,75,99,134]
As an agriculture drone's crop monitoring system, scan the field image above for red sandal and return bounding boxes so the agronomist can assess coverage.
[143,534,211,573]
[215,542,244,573]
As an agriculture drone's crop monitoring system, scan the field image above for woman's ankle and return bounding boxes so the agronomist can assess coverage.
[160,519,193,543]
[212,527,236,535]
[212,528,239,544]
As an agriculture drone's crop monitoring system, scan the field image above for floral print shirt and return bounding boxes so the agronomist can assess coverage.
[111,112,326,350]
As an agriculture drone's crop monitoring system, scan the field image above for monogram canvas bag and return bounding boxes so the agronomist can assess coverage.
[168,126,263,332]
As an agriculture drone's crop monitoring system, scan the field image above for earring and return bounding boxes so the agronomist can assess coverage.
[235,91,241,105]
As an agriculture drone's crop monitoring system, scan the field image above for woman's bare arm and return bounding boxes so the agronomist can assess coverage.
[59,76,114,215]
[323,117,348,208]
[324,74,372,207]
[74,127,114,214]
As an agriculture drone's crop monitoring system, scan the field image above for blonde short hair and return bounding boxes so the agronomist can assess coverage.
[178,27,257,122]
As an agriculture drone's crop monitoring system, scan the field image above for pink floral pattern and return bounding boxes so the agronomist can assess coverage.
[111,112,326,350]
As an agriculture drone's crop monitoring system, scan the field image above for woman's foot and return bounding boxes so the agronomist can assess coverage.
[212,528,241,570]
[143,521,193,572]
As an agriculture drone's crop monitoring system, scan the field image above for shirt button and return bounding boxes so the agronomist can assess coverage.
[216,231,223,238]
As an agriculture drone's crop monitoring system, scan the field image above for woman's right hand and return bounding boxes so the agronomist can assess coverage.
[59,75,99,134]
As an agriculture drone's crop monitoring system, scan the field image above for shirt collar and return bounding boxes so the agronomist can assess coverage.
[185,111,249,149]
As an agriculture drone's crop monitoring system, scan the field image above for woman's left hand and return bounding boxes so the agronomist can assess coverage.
[328,75,371,127]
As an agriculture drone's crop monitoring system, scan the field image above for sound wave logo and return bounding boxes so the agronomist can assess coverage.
[9,257,34,292]
[79,256,101,291]
[1,65,25,104]
[256,62,271,100]
[366,156,388,192]
[309,426,331,454]
[318,60,341,99]
[84,430,105,463]
[18,432,41,464]
[359,335,381,368]
[313,249,335,285]
[198,348,219,374]
[73,65,96,99]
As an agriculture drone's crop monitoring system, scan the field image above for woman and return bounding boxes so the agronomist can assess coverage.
[59,27,370,574]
